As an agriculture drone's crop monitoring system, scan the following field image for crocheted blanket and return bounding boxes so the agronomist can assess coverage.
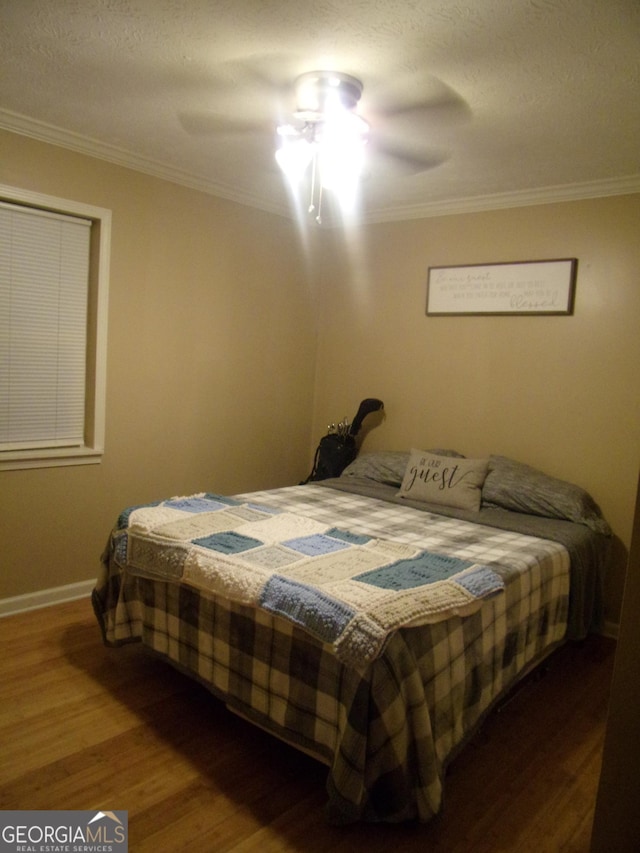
[116,493,504,667]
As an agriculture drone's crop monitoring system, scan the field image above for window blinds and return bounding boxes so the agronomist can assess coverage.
[0,201,91,451]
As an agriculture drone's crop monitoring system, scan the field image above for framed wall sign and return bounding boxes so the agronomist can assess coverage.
[426,258,577,316]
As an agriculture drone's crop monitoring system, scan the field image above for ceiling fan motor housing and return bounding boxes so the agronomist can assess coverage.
[294,71,364,122]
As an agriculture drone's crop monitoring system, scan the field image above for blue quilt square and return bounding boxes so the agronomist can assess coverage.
[283,534,351,557]
[203,492,243,506]
[166,496,228,513]
[355,551,472,590]
[326,528,372,546]
[456,566,503,597]
[260,576,356,644]
[193,531,263,554]
[117,501,161,529]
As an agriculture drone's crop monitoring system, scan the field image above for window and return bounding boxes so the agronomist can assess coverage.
[0,185,111,470]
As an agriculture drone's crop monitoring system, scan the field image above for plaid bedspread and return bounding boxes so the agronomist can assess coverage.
[93,483,573,823]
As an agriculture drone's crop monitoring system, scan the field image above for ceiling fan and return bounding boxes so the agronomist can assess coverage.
[178,62,469,220]
[274,71,373,222]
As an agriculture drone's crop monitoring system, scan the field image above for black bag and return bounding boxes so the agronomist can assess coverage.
[305,433,357,482]
[302,398,384,483]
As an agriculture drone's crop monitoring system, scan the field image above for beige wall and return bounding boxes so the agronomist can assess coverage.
[0,131,319,600]
[313,196,640,624]
[1,129,639,626]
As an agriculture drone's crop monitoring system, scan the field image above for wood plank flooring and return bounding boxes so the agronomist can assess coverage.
[0,598,615,852]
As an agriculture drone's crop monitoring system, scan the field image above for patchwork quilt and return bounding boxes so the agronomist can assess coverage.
[117,492,505,667]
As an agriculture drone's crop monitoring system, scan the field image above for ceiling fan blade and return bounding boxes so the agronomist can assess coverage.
[226,53,302,93]
[364,72,471,125]
[366,138,448,177]
[176,53,305,136]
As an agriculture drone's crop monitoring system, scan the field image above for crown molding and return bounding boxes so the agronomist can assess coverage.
[0,109,290,218]
[360,175,640,224]
[2,109,639,225]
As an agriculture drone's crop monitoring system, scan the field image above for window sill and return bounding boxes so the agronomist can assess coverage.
[0,447,103,471]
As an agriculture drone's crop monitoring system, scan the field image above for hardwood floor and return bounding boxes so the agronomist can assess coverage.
[0,598,615,852]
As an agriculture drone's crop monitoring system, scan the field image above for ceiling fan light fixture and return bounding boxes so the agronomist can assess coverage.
[275,71,369,222]
[275,126,315,182]
[317,112,368,187]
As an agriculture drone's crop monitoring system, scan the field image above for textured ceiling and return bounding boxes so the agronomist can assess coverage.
[1,0,639,224]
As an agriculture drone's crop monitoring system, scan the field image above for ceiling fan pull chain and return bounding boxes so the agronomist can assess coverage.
[308,150,317,214]
[309,145,324,224]
[316,183,323,225]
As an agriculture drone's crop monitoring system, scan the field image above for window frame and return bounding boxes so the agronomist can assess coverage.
[0,184,111,471]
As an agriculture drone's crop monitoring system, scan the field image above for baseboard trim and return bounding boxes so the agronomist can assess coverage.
[0,579,95,618]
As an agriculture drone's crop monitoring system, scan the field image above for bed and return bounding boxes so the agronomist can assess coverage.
[92,449,611,824]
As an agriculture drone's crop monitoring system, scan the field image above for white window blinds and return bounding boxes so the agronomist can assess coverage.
[0,201,91,451]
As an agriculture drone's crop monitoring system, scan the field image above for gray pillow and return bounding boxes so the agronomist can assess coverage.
[341,451,409,485]
[482,455,611,535]
[341,449,465,487]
